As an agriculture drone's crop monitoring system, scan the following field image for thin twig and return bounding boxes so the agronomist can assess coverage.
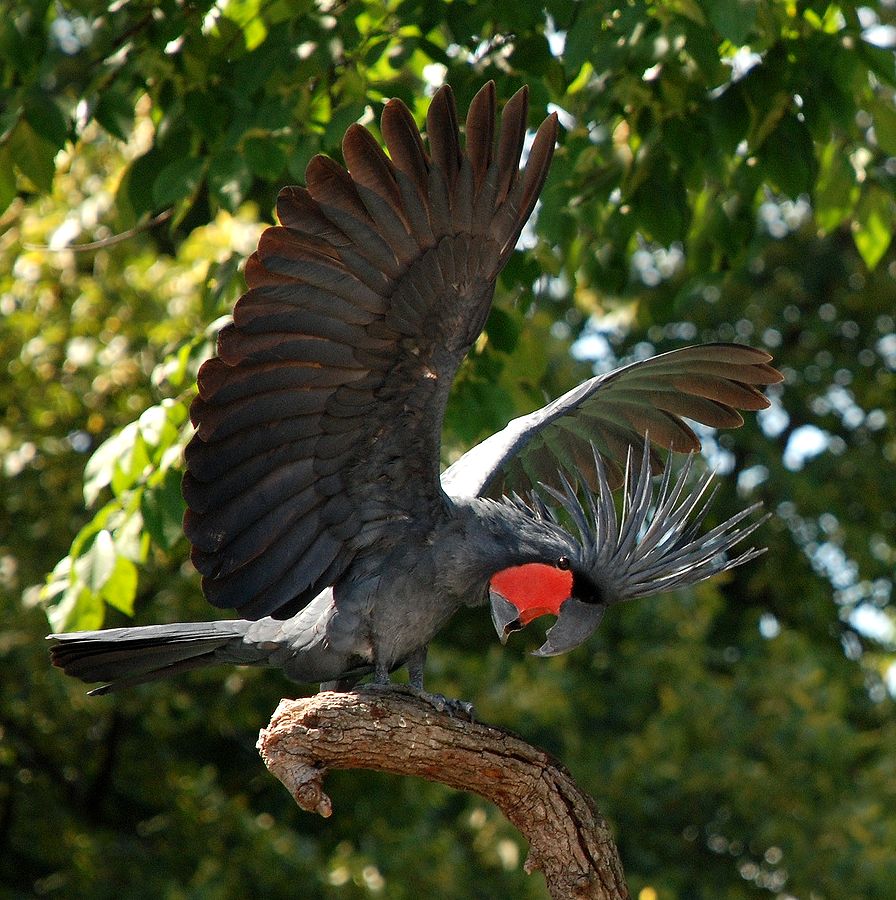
[23,209,172,252]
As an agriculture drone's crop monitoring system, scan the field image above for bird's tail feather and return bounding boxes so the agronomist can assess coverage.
[48,621,252,695]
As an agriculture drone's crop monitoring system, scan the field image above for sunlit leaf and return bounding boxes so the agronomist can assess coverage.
[114,507,148,563]
[100,556,138,616]
[47,583,103,632]
[83,423,139,506]
[138,400,186,459]
[853,184,893,269]
[74,529,116,594]
[111,431,151,496]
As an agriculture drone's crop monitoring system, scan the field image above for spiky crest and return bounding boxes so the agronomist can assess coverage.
[499,441,768,604]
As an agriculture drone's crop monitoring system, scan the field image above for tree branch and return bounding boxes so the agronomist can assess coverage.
[257,689,628,900]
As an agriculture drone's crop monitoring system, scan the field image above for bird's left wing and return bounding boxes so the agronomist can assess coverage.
[441,343,782,499]
[183,83,559,619]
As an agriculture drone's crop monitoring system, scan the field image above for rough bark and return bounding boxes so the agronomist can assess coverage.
[257,688,628,900]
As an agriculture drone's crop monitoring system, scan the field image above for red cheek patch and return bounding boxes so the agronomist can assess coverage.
[490,563,573,624]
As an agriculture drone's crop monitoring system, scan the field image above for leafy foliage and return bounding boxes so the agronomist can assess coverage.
[2,0,895,897]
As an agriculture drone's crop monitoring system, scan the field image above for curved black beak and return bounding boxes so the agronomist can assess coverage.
[488,589,522,644]
[531,598,605,657]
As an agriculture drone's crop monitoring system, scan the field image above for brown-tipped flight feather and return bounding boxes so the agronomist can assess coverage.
[184,83,559,619]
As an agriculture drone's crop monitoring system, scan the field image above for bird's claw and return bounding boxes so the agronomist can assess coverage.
[357,682,475,720]
[414,690,475,721]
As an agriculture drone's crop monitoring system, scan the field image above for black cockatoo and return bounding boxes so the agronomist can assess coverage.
[50,83,781,696]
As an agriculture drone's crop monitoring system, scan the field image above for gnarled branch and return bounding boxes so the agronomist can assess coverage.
[257,689,628,900]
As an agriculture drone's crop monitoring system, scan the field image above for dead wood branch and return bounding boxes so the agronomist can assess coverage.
[258,689,628,900]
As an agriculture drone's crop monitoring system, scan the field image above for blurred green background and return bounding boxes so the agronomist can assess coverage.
[2,1,894,897]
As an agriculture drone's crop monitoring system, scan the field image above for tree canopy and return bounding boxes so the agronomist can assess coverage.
[2,1,895,897]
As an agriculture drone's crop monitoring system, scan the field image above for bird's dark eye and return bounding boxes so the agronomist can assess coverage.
[556,555,571,571]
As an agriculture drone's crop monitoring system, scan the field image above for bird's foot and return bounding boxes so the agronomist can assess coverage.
[411,688,475,721]
[357,682,475,721]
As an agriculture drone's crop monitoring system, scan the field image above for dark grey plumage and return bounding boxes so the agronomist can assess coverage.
[49,83,781,696]
[441,343,782,498]
[50,621,251,695]
[182,82,558,621]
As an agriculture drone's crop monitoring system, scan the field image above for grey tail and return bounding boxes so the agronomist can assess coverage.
[48,621,252,695]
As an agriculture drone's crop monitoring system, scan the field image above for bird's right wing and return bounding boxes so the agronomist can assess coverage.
[441,343,782,499]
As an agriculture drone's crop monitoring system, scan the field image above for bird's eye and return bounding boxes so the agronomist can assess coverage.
[556,556,571,571]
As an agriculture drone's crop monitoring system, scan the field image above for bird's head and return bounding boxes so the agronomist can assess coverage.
[487,442,768,657]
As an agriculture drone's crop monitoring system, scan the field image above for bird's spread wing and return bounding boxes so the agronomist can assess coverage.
[441,343,783,499]
[182,83,559,619]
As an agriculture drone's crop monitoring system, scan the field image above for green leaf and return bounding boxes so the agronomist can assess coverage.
[760,114,816,196]
[870,97,896,157]
[152,157,205,207]
[486,306,521,354]
[853,184,893,270]
[47,583,103,633]
[243,135,286,179]
[100,556,138,616]
[323,102,365,149]
[138,400,184,456]
[114,506,148,563]
[40,556,72,608]
[74,529,117,594]
[110,430,151,496]
[703,0,757,44]
[709,83,749,154]
[140,467,186,550]
[634,170,688,244]
[510,33,552,76]
[95,88,136,141]
[221,0,269,49]
[68,503,116,563]
[564,6,604,74]
[152,342,195,391]
[84,422,145,506]
[208,150,253,210]
[682,19,726,83]
[858,41,896,89]
[199,255,242,321]
[0,144,15,213]
[184,88,231,138]
[23,90,69,149]
[814,141,857,232]
[117,149,167,221]
[287,136,319,181]
[84,422,139,506]
[8,119,56,192]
